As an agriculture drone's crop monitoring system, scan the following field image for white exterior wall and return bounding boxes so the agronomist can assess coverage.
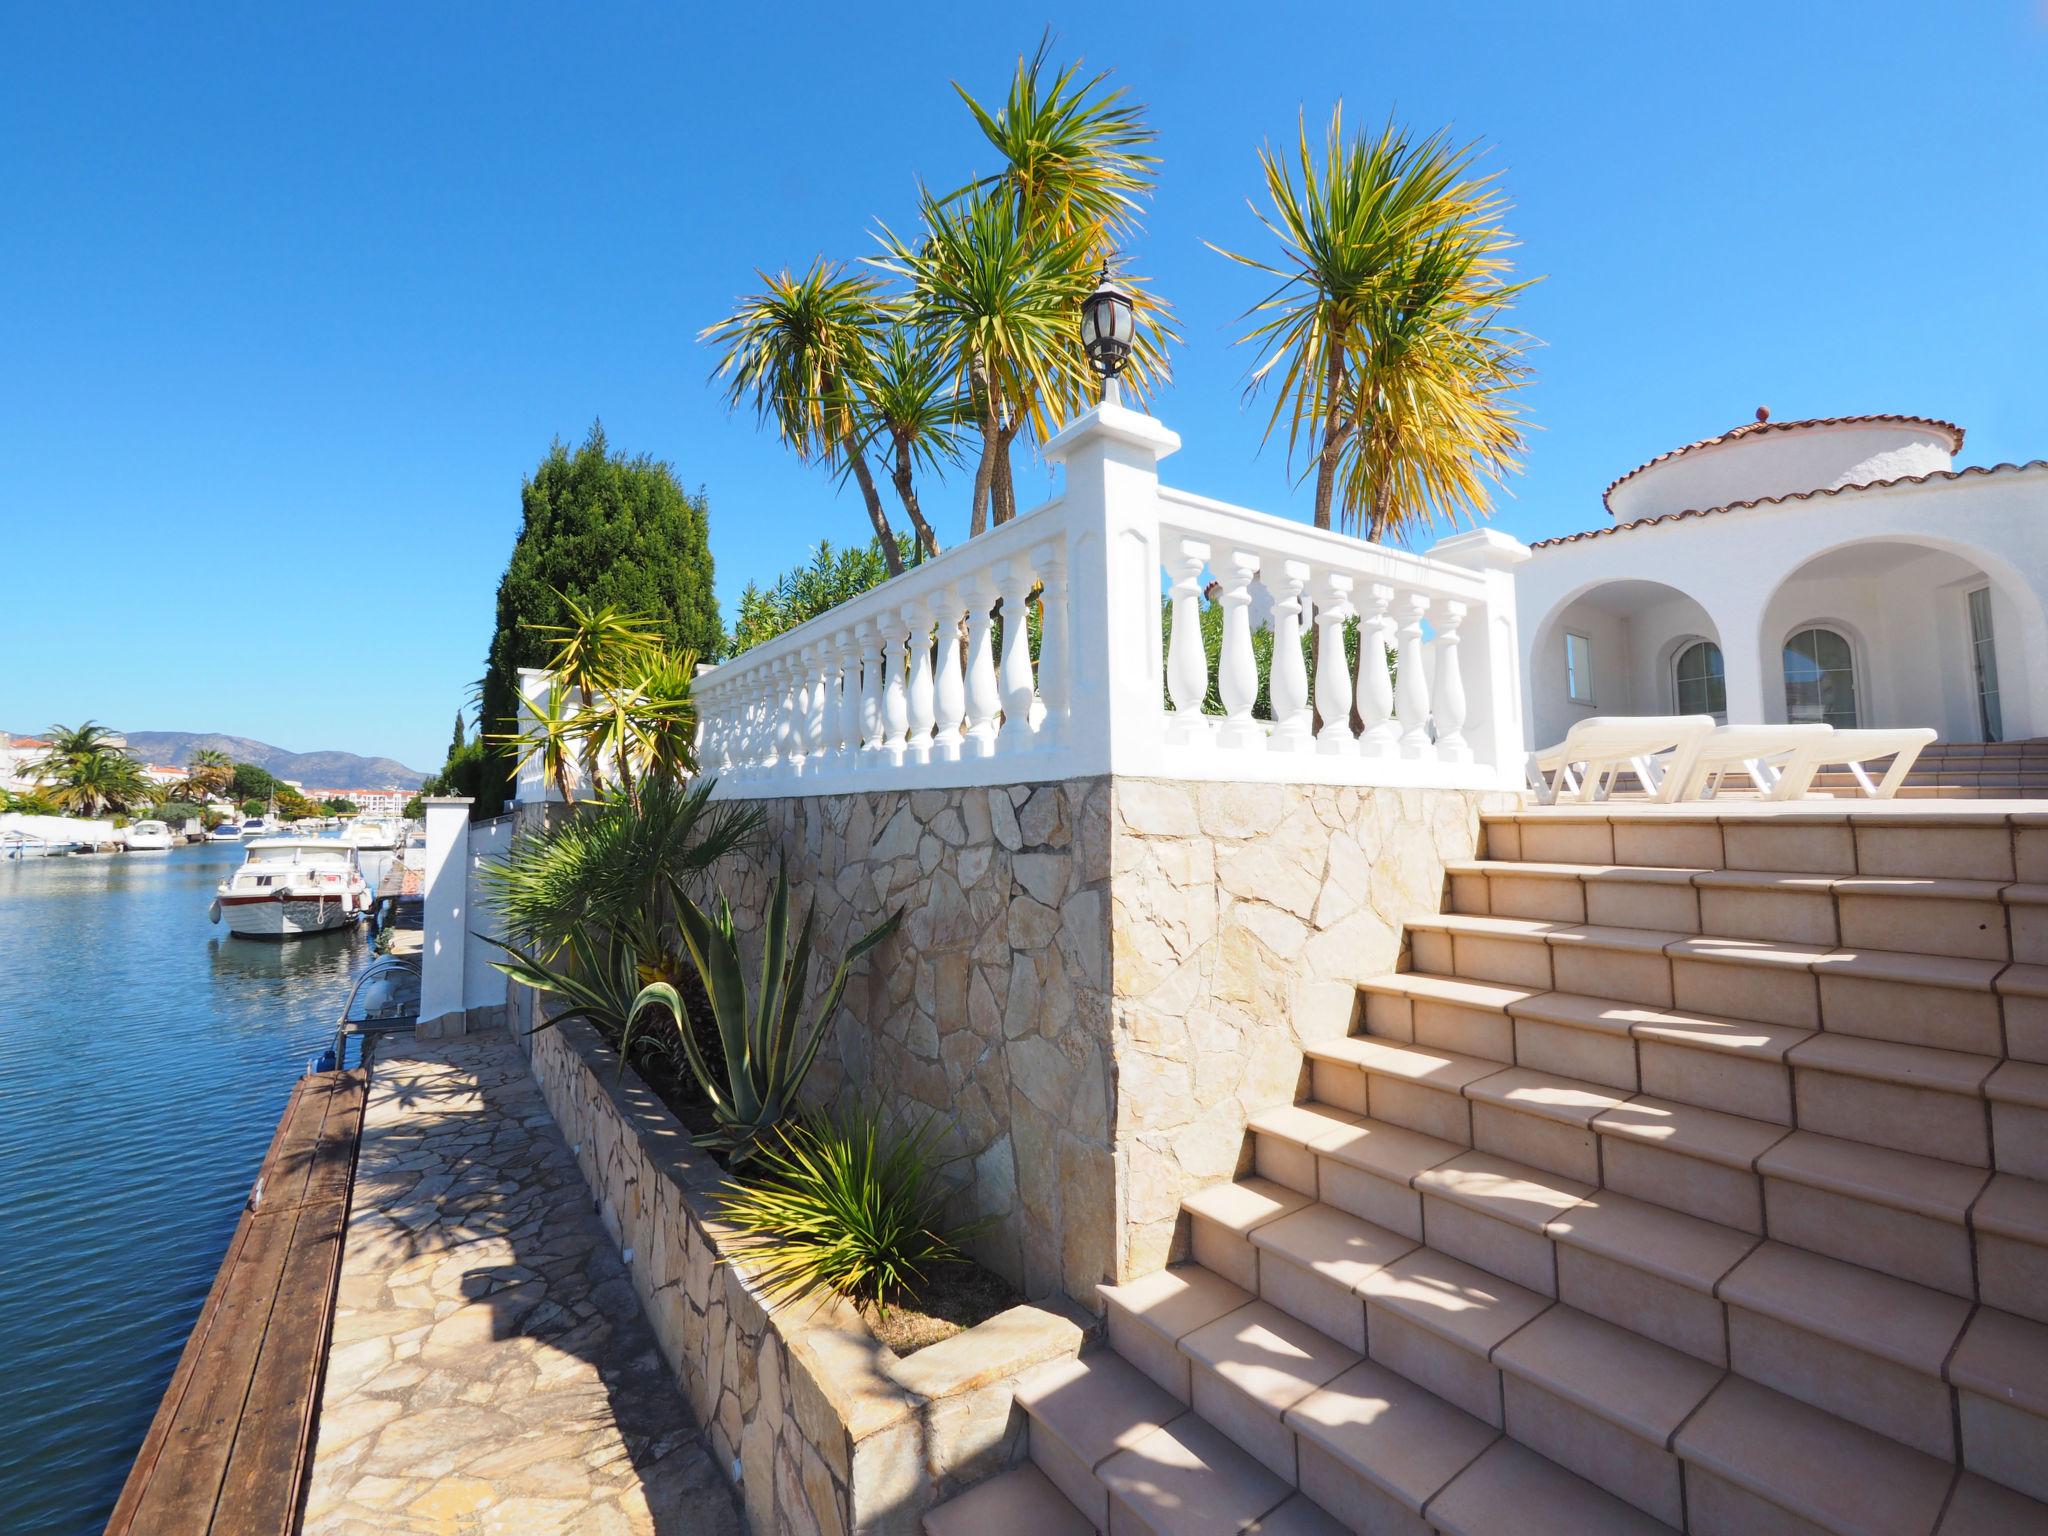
[462,814,512,1013]
[1607,422,1955,522]
[1520,466,2048,746]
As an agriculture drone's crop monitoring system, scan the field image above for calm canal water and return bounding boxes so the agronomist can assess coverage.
[0,841,378,1535]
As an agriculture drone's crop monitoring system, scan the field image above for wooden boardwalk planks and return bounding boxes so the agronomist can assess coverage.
[105,1068,367,1536]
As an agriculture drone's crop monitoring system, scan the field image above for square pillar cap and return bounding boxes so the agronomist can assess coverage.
[1043,400,1182,466]
[422,796,474,807]
[1429,526,1532,571]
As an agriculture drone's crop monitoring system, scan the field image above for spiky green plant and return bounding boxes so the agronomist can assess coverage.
[630,857,900,1163]
[714,1102,986,1314]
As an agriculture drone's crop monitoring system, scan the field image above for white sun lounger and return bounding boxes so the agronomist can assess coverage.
[1526,715,1717,804]
[1674,723,1837,800]
[1769,726,1938,800]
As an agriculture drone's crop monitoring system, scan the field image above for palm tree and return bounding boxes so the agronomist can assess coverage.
[1210,107,1535,538]
[524,592,663,800]
[185,747,233,800]
[703,262,909,576]
[28,721,149,816]
[501,677,583,804]
[846,327,964,558]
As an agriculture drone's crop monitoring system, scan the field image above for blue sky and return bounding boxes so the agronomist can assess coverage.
[4,3,2044,775]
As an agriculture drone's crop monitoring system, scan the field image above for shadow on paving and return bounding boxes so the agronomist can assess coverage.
[302,1030,744,1536]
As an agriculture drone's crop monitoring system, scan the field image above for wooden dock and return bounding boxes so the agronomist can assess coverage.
[105,1069,367,1536]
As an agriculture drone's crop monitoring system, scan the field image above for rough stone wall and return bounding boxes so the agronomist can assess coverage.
[1107,780,1521,1278]
[713,782,1115,1304]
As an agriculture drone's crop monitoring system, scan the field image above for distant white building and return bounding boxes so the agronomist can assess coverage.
[1515,411,2047,747]
[0,735,50,793]
[308,787,412,816]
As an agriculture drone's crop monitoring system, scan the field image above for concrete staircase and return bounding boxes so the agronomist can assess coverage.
[924,805,2048,1535]
[1807,738,2048,799]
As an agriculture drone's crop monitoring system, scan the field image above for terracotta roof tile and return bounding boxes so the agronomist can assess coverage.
[1533,458,2048,550]
[1602,414,1966,512]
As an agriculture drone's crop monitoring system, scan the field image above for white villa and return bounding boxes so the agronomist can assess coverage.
[1515,410,2048,753]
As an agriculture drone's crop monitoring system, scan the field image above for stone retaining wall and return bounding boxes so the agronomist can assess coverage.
[515,1008,1085,1536]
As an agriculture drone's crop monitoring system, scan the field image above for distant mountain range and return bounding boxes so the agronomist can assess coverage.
[62,730,428,789]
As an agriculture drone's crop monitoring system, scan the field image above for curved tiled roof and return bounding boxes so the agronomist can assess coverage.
[1602,413,1967,513]
[1533,459,2048,550]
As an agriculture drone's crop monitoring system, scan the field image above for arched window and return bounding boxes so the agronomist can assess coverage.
[1673,640,1727,723]
[1784,626,1859,727]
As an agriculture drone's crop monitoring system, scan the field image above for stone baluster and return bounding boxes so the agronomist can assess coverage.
[1165,538,1213,744]
[804,643,831,768]
[770,656,796,776]
[792,655,816,767]
[855,620,884,767]
[1394,591,1435,760]
[1268,558,1313,752]
[881,614,911,766]
[996,559,1038,751]
[1033,542,1069,747]
[1216,551,1262,749]
[834,629,860,763]
[1313,571,1356,755]
[963,572,1002,757]
[904,601,936,766]
[1433,600,1471,763]
[931,586,967,762]
[1356,583,1399,757]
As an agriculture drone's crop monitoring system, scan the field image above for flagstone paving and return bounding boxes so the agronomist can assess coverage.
[302,1032,742,1536]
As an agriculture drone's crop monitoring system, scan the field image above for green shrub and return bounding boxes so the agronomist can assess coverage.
[715,1102,985,1314]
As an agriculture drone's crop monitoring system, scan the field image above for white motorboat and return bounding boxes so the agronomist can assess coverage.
[341,816,401,851]
[209,837,369,939]
[238,816,272,838]
[123,819,175,851]
[206,822,244,842]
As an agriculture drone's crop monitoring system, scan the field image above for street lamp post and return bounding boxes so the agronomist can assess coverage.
[1079,263,1136,405]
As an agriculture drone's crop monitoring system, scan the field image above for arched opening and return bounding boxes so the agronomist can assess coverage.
[1528,580,1720,747]
[1672,638,1727,723]
[1759,538,2040,741]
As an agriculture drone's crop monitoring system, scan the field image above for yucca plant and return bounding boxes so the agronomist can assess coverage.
[630,857,900,1164]
[715,1103,986,1314]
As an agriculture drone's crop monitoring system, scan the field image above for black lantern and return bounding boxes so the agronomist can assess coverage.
[1079,263,1136,394]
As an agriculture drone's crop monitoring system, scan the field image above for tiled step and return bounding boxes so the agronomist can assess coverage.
[922,1464,1095,1536]
[1398,911,2015,1054]
[1445,858,2036,963]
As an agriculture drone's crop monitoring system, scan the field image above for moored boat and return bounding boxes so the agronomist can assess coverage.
[123,819,175,851]
[205,821,244,842]
[209,838,369,939]
[340,816,401,851]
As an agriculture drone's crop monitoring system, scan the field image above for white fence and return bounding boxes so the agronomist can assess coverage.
[683,402,1529,800]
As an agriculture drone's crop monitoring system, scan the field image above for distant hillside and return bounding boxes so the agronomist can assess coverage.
[112,731,429,788]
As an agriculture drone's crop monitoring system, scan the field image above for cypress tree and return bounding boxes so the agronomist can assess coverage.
[476,422,720,813]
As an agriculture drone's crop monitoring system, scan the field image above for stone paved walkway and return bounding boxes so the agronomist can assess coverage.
[302,1033,743,1536]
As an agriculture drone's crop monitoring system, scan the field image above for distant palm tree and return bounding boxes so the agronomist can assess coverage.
[846,327,964,558]
[29,721,149,816]
[703,262,909,576]
[1210,107,1535,539]
[185,747,233,800]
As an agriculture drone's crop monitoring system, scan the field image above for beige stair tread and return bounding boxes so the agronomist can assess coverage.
[1245,1493,1349,1535]
[1625,1007,1811,1060]
[2000,963,2048,1000]
[1245,1101,1362,1149]
[1442,858,1612,879]
[1665,934,1836,969]
[2005,882,2048,906]
[1300,1114,1463,1182]
[1359,971,1533,1011]
[1248,1203,1416,1290]
[1716,1240,1969,1374]
[1356,1246,1551,1355]
[1581,863,1712,887]
[1283,1356,1499,1513]
[1756,1129,1990,1221]
[1936,1474,2048,1534]
[1017,1351,1188,1467]
[1949,1305,2048,1417]
[1691,867,1840,894]
[1787,1031,1997,1093]
[1491,1303,1720,1444]
[1973,1172,2048,1242]
[1407,913,1570,940]
[1592,1092,1790,1168]
[1816,946,2007,988]
[1102,1265,1254,1346]
[1180,1298,1360,1414]
[1987,1058,2048,1109]
[1097,1411,1293,1536]
[1542,1189,1758,1291]
[1304,1035,1504,1092]
[1833,874,2011,901]
[1425,1438,1676,1536]
[1182,1177,1314,1238]
[1546,922,1685,954]
[1507,991,1669,1038]
[922,1464,1096,1536]
[1674,1375,1954,1536]
[1463,1066,1630,1126]
[1413,1150,1591,1233]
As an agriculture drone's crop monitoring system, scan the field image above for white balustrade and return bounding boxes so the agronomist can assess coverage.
[659,402,1527,800]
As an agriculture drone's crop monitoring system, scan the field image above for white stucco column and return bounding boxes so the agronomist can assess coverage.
[1713,598,1773,725]
[1042,398,1182,779]
[419,797,473,1038]
[1430,527,1533,787]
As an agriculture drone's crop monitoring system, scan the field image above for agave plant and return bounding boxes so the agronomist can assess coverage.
[631,857,900,1164]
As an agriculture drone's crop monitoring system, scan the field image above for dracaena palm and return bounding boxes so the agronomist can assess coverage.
[1211,106,1535,537]
[845,327,966,558]
[527,590,664,797]
[702,261,908,576]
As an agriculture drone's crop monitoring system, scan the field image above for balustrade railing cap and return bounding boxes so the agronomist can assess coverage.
[1427,526,1533,570]
[1043,400,1182,466]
